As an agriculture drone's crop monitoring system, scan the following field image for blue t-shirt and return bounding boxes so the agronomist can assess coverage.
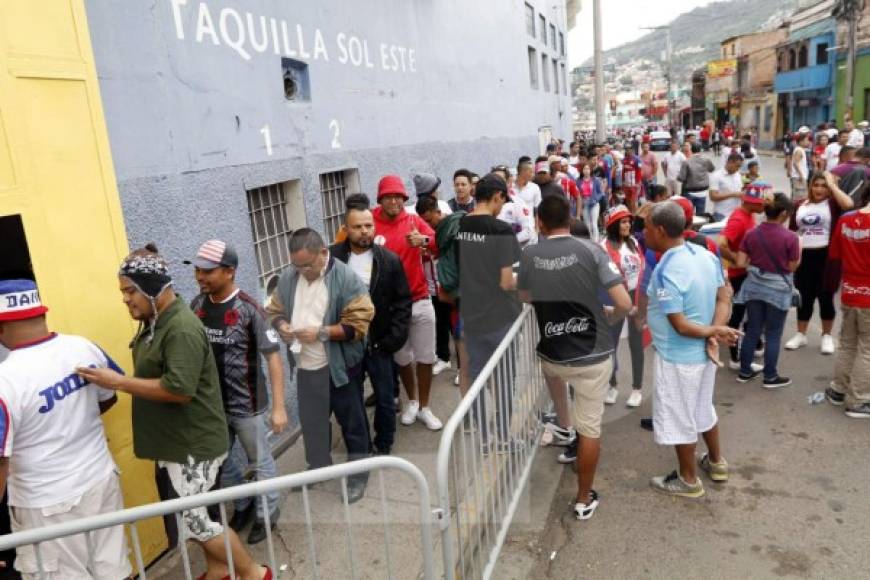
[647,243,725,364]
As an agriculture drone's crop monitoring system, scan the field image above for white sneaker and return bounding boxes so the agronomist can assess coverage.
[820,334,836,355]
[417,407,443,431]
[433,360,451,376]
[626,390,643,408]
[784,333,808,350]
[453,374,460,387]
[401,400,420,425]
[728,360,763,372]
[605,387,618,405]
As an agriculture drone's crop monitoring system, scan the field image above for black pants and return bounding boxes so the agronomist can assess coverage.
[432,293,453,363]
[729,274,748,362]
[795,247,836,322]
[362,349,397,452]
[297,366,370,481]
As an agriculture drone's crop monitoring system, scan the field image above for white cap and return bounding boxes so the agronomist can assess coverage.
[797,126,811,134]
[859,120,869,128]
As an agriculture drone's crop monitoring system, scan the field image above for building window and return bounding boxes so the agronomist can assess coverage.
[559,32,565,57]
[552,58,559,94]
[528,46,539,89]
[816,43,828,65]
[561,63,568,96]
[541,53,550,92]
[722,47,727,59]
[731,44,735,56]
[538,14,546,42]
[789,49,796,70]
[798,45,808,68]
[319,170,359,243]
[549,24,557,50]
[764,105,773,132]
[247,183,297,288]
[525,3,535,37]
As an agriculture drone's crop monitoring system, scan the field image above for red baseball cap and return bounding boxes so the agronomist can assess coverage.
[605,205,632,229]
[377,175,408,201]
[671,196,695,227]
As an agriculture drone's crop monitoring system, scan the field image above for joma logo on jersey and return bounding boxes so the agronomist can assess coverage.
[38,367,95,413]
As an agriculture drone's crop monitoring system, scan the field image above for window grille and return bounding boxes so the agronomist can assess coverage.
[246,184,293,288]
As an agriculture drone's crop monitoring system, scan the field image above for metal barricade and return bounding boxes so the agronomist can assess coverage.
[436,306,549,580]
[0,456,436,580]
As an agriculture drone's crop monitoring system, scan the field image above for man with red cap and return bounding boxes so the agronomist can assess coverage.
[0,279,132,579]
[373,175,443,430]
[717,185,768,369]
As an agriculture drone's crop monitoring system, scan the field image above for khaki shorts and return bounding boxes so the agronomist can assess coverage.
[540,357,613,438]
[11,471,131,580]
[394,299,437,366]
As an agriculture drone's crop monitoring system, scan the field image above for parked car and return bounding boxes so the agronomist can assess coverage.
[649,131,672,151]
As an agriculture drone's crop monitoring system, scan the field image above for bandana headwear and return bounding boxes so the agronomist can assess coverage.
[119,252,173,343]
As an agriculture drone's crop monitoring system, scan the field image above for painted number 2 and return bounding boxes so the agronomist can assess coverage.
[260,124,273,156]
[329,119,341,149]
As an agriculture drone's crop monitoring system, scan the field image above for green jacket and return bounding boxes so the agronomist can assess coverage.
[435,210,465,298]
[266,255,374,387]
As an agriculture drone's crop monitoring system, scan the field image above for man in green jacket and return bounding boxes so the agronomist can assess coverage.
[79,243,271,580]
[265,229,375,503]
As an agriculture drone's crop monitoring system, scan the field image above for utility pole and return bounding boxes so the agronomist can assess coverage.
[844,0,858,119]
[593,0,606,142]
[642,25,673,128]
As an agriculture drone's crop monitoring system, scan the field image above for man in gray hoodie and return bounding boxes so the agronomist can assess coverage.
[677,143,715,217]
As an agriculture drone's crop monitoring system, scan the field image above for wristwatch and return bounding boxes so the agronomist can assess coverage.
[317,326,330,342]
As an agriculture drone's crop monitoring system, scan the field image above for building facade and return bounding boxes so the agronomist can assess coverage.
[774,0,838,131]
[833,0,870,124]
[734,29,788,149]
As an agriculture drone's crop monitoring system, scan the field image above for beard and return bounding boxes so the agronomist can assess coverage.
[351,238,372,250]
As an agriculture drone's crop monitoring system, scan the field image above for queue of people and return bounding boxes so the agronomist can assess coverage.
[0,133,869,579]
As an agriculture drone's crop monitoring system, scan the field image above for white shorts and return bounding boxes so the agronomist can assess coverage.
[10,471,132,580]
[394,299,437,366]
[652,354,718,445]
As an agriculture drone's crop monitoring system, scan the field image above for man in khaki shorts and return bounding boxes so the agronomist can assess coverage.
[0,279,131,580]
[518,196,632,521]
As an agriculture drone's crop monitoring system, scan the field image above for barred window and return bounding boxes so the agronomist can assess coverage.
[247,183,294,288]
[320,169,360,243]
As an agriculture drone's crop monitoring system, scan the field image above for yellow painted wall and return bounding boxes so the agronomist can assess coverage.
[0,0,166,565]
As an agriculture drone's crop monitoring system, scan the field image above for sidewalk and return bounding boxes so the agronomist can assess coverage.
[147,366,467,579]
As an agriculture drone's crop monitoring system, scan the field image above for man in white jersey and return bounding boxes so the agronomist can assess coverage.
[0,279,131,580]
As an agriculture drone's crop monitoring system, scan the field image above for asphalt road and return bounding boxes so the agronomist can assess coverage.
[496,150,870,580]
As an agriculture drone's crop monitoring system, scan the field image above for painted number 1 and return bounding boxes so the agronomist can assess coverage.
[260,124,273,156]
[329,119,341,149]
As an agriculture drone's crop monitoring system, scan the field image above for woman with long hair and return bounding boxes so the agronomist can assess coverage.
[600,205,645,407]
[785,171,854,353]
[578,162,605,241]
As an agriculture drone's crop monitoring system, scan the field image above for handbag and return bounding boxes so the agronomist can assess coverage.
[756,238,802,309]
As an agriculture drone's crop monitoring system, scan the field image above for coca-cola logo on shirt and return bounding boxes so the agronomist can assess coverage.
[544,316,591,338]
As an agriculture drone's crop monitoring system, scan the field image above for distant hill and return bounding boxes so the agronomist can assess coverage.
[582,0,799,85]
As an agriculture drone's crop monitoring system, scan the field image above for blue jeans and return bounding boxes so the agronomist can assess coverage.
[222,413,280,521]
[363,349,397,451]
[466,323,515,443]
[686,192,707,216]
[740,300,788,380]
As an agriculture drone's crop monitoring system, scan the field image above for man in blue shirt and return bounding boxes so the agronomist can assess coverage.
[644,202,740,498]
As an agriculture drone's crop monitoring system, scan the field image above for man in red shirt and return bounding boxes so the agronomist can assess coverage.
[373,175,443,430]
[826,195,870,418]
[621,150,643,213]
[716,186,766,368]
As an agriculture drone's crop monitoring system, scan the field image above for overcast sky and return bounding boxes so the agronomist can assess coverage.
[567,0,717,68]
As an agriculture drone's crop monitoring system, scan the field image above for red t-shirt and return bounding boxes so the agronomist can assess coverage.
[722,207,756,279]
[829,210,870,308]
[621,155,643,196]
[559,176,580,199]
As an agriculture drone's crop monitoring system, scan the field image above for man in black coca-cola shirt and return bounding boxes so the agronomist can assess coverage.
[518,195,631,522]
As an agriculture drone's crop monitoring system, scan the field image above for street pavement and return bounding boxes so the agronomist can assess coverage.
[494,151,870,579]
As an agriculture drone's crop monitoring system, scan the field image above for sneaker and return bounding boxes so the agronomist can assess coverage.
[825,387,846,406]
[736,370,760,383]
[400,400,420,425]
[640,417,654,432]
[417,407,443,431]
[845,402,870,419]
[453,374,460,387]
[364,392,377,407]
[698,454,729,482]
[626,390,642,408]
[573,490,600,521]
[228,503,255,532]
[433,359,451,376]
[650,470,705,498]
[605,387,618,405]
[247,508,280,545]
[820,334,836,355]
[545,423,577,447]
[728,360,763,373]
[557,440,577,464]
[784,332,808,350]
[762,376,792,389]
